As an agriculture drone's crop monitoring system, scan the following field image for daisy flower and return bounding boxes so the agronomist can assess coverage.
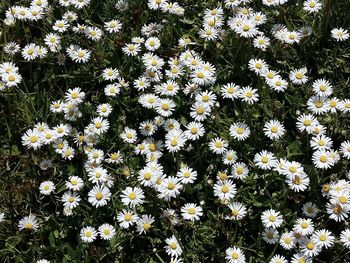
[181,203,203,221]
[61,191,81,209]
[53,20,69,32]
[213,179,237,201]
[261,209,283,229]
[98,224,116,240]
[311,229,334,248]
[104,20,122,33]
[231,162,249,180]
[293,218,314,236]
[165,235,182,258]
[208,137,228,154]
[22,129,42,150]
[184,121,205,140]
[331,28,349,41]
[18,215,39,231]
[176,165,197,184]
[120,187,145,207]
[229,122,250,141]
[239,86,259,104]
[136,214,155,234]
[226,202,247,221]
[340,141,350,159]
[253,35,270,50]
[80,226,97,243]
[302,202,319,218]
[248,58,268,75]
[117,210,139,229]
[340,229,350,248]
[301,239,321,257]
[66,176,84,191]
[88,185,111,208]
[39,181,55,195]
[286,173,310,192]
[190,102,211,122]
[222,150,238,165]
[279,231,295,250]
[158,176,183,201]
[262,227,279,244]
[312,149,334,169]
[312,79,332,96]
[254,150,277,170]
[289,68,308,85]
[225,246,245,263]
[120,127,138,143]
[221,83,241,100]
[263,120,285,140]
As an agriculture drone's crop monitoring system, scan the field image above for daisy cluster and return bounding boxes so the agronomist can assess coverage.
[1,0,350,262]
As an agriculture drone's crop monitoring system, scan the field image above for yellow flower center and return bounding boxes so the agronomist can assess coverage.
[242,25,250,31]
[306,242,314,250]
[68,197,75,203]
[301,222,309,228]
[315,101,323,108]
[261,156,269,163]
[231,252,239,260]
[303,119,311,126]
[215,141,223,148]
[319,234,327,241]
[196,107,204,114]
[190,127,198,134]
[187,207,196,215]
[245,91,253,98]
[289,166,296,173]
[295,72,303,79]
[95,192,103,200]
[231,209,239,216]
[339,196,347,204]
[71,92,78,99]
[202,95,209,102]
[329,100,337,107]
[319,155,327,162]
[143,223,151,230]
[170,242,177,249]
[24,223,33,229]
[128,192,136,200]
[221,185,229,193]
[124,213,132,221]
[167,182,175,190]
[149,143,157,152]
[271,126,278,133]
[144,172,152,180]
[197,72,204,79]
[219,172,228,180]
[77,51,85,58]
[30,135,38,143]
[162,104,169,110]
[227,87,235,94]
[236,167,244,175]
[266,72,274,79]
[268,215,276,222]
[284,237,291,244]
